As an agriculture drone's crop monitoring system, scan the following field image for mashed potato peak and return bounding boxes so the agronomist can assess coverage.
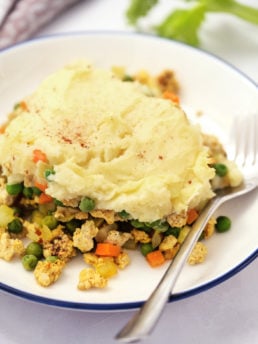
[0,61,215,221]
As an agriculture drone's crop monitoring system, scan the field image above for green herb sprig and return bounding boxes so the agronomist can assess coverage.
[126,0,258,46]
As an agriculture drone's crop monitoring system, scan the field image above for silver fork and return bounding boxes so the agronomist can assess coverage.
[116,114,258,343]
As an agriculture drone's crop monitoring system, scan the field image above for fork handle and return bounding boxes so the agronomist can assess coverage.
[116,196,224,343]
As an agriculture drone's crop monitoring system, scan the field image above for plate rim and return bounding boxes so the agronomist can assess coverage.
[0,249,257,311]
[1,30,258,88]
[0,30,257,311]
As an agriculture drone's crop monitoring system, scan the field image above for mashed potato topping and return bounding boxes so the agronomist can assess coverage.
[0,61,215,222]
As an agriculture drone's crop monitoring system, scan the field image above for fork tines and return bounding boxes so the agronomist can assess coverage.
[233,114,258,167]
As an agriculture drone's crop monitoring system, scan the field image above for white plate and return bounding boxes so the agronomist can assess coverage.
[0,32,257,311]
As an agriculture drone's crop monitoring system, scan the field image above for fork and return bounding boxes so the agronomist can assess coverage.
[116,114,258,343]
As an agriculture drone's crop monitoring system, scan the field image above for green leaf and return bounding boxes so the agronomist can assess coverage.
[125,0,258,47]
[156,5,206,46]
[126,0,159,25]
[202,0,258,25]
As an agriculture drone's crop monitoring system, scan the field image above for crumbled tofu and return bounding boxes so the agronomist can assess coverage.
[0,227,6,237]
[73,220,98,252]
[43,233,76,261]
[84,251,130,272]
[159,235,178,251]
[105,230,132,247]
[131,229,151,243]
[50,226,66,240]
[166,212,187,228]
[61,198,80,208]
[188,242,208,265]
[202,133,226,157]
[77,268,108,290]
[83,252,100,266]
[95,224,115,243]
[34,259,65,287]
[54,206,88,222]
[114,252,130,269]
[0,232,25,261]
[83,252,113,266]
[159,235,179,260]
[0,177,15,206]
[23,174,34,187]
[134,70,157,90]
[19,197,38,208]
[90,209,119,224]
[163,243,180,260]
[156,69,180,94]
[203,217,216,239]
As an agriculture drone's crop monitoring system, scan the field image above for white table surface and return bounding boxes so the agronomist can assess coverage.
[0,1,257,343]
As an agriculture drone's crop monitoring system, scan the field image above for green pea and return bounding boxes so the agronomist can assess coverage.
[44,169,55,180]
[22,254,38,271]
[42,215,58,230]
[213,163,228,177]
[6,183,23,195]
[79,197,95,212]
[140,243,153,256]
[25,242,43,259]
[23,186,34,199]
[46,256,58,263]
[7,218,23,234]
[215,216,231,233]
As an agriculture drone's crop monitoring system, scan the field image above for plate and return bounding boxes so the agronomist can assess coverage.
[0,32,257,311]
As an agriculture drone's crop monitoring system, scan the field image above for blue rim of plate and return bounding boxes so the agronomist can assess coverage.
[0,249,257,311]
[0,31,257,311]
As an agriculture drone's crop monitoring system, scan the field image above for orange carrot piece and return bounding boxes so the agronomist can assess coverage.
[162,91,180,104]
[38,193,53,204]
[20,101,28,111]
[34,181,47,192]
[32,149,48,163]
[146,250,165,268]
[187,208,199,225]
[0,126,5,134]
[95,243,121,257]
